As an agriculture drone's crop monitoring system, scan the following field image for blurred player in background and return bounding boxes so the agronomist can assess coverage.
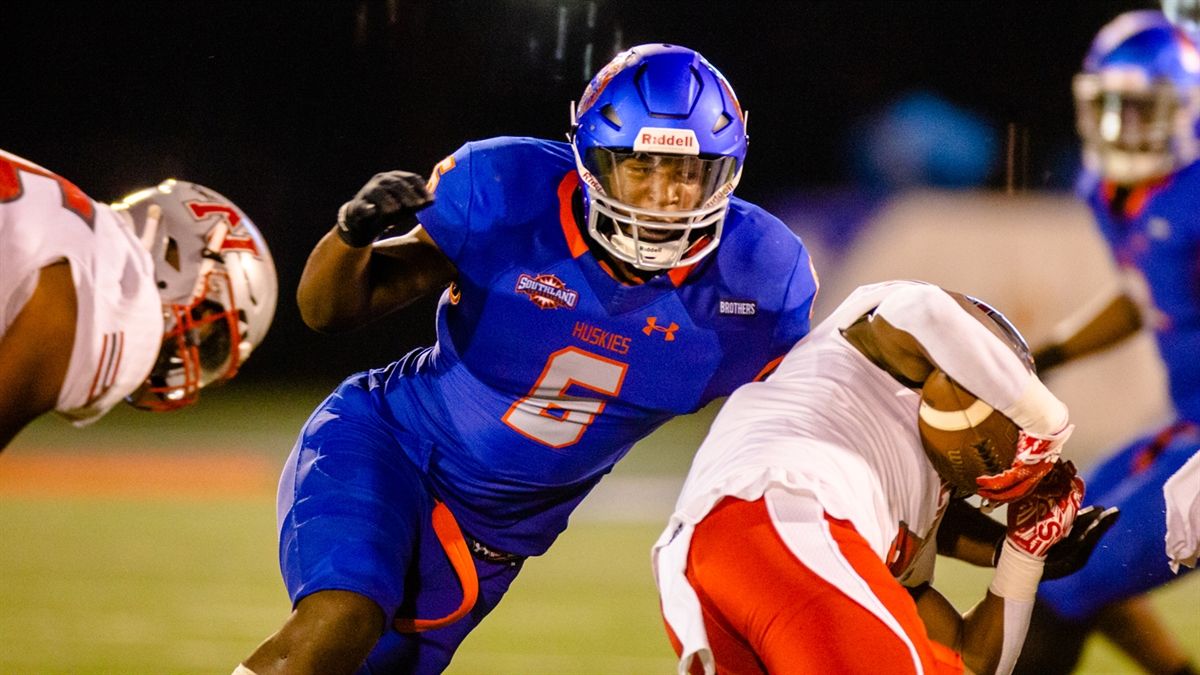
[237,44,818,674]
[1164,0,1200,38]
[0,148,277,450]
[654,280,1093,675]
[1014,11,1200,675]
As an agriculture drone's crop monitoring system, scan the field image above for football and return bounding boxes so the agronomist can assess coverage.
[917,368,1020,495]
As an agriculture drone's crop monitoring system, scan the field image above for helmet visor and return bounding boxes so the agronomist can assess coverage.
[1074,74,1179,153]
[584,149,738,219]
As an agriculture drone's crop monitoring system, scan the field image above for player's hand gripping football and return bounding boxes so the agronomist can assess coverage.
[336,170,434,247]
[975,424,1075,504]
[1004,460,1085,560]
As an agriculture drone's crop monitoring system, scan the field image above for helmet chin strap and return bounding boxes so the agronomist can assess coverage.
[609,229,686,269]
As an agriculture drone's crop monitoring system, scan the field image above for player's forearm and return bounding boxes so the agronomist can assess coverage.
[912,584,1010,675]
[0,261,75,449]
[959,591,1011,675]
[937,499,1006,567]
[297,228,376,332]
[911,584,965,653]
[873,285,1067,435]
[1035,292,1141,372]
[967,542,1046,675]
[0,347,63,450]
[298,226,456,334]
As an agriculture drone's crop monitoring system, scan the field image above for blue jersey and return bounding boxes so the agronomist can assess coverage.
[1081,162,1200,423]
[370,137,817,556]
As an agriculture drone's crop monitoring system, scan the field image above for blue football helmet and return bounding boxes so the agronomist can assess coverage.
[1075,10,1200,184]
[570,44,747,270]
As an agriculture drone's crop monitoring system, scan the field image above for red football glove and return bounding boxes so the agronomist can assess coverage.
[976,423,1075,503]
[1005,461,1085,560]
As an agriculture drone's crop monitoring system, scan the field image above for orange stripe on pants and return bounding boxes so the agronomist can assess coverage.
[674,496,963,675]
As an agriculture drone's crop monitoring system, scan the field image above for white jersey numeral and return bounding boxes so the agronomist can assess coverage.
[502,347,628,448]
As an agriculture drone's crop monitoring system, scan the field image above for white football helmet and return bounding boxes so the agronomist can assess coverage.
[114,180,277,410]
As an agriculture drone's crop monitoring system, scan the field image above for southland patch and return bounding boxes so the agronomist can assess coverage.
[515,273,579,310]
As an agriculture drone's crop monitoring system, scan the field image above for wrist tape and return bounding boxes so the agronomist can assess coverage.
[988,540,1045,602]
[999,377,1068,437]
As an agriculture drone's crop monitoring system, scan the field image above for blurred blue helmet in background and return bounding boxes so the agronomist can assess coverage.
[1075,10,1200,184]
[570,44,747,270]
[848,91,998,190]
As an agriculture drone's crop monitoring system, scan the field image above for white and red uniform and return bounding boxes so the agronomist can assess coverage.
[1164,449,1200,572]
[0,149,162,425]
[653,280,1068,675]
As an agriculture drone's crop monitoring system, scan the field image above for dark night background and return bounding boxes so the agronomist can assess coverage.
[0,0,1153,389]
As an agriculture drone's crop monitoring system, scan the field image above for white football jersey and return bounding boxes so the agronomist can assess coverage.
[668,280,949,571]
[1164,449,1200,573]
[0,149,163,425]
[655,280,1060,674]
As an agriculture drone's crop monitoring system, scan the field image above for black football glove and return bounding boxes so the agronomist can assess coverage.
[1043,505,1120,579]
[991,504,1120,580]
[336,171,434,247]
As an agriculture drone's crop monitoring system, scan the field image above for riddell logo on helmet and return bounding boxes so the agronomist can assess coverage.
[634,128,700,155]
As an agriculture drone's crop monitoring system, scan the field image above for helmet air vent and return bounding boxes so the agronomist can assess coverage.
[600,104,623,129]
[165,237,181,272]
[712,112,732,134]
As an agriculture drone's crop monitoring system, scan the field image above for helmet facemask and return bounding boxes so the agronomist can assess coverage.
[1075,68,1200,184]
[128,269,243,411]
[575,145,740,270]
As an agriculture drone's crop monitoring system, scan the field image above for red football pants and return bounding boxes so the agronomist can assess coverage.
[664,496,963,675]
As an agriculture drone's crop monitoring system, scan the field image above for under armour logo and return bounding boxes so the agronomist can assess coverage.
[643,316,679,341]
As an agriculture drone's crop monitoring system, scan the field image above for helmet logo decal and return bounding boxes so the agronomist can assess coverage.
[186,201,242,226]
[186,201,261,257]
[642,316,679,341]
[633,127,700,155]
[577,57,627,116]
[220,234,261,257]
[515,273,579,310]
[1183,38,1200,73]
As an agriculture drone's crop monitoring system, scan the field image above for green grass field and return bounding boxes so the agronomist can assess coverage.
[1,386,1197,674]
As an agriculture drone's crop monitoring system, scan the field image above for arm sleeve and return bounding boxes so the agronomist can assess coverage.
[873,284,1068,435]
[417,144,475,262]
[995,595,1034,675]
[769,243,819,354]
[988,542,1045,675]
